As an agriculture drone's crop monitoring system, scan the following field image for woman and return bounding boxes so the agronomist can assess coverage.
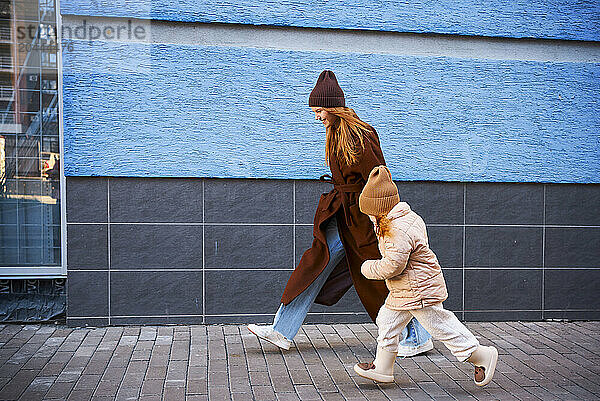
[248,70,431,355]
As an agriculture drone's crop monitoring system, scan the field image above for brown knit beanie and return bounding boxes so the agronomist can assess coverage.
[359,166,400,216]
[309,70,345,107]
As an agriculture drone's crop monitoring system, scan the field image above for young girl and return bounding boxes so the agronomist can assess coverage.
[353,165,498,387]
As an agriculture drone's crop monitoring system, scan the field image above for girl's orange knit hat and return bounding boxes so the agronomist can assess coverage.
[359,165,400,216]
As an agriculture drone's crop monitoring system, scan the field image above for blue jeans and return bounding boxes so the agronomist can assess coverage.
[273,216,345,339]
[273,215,431,346]
[399,317,432,349]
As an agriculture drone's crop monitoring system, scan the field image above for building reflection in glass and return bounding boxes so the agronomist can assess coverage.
[0,0,61,267]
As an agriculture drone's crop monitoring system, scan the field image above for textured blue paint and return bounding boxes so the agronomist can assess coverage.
[62,41,600,183]
[60,0,600,42]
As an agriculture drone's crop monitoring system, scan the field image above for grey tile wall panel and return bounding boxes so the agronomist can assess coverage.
[545,184,600,226]
[67,271,108,317]
[110,271,203,316]
[109,177,203,223]
[464,269,542,311]
[204,270,289,315]
[62,178,600,324]
[465,183,543,225]
[204,225,293,269]
[428,226,463,268]
[110,224,203,269]
[544,228,600,268]
[66,224,108,270]
[464,311,542,321]
[544,269,600,310]
[66,177,108,223]
[295,180,333,224]
[441,268,463,312]
[465,227,543,267]
[395,181,464,225]
[204,179,293,223]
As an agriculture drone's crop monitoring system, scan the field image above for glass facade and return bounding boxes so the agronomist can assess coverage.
[0,0,63,274]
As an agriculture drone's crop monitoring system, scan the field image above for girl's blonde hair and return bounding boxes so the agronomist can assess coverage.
[374,215,392,238]
[323,107,375,167]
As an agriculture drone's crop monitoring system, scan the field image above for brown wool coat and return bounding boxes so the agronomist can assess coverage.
[280,129,389,322]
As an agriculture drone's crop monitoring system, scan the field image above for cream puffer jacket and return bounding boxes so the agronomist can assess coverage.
[361,201,448,310]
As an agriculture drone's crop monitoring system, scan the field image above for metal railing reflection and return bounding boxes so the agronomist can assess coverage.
[0,1,62,269]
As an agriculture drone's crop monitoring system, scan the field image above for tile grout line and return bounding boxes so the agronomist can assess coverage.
[309,326,345,397]
[185,326,190,397]
[62,221,600,228]
[107,177,111,326]
[202,179,206,325]
[276,328,303,398]
[64,308,600,320]
[542,184,546,320]
[462,182,466,321]
[238,326,254,398]
[106,327,129,399]
[69,266,600,272]
[163,326,175,400]
[224,326,232,397]
[293,180,296,269]
[204,326,209,401]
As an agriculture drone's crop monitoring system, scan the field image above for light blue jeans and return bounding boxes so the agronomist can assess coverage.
[273,215,432,348]
[399,315,432,349]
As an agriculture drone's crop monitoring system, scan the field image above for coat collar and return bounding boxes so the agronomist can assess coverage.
[386,201,412,219]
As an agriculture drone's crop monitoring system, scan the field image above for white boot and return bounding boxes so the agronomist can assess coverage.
[247,324,292,350]
[353,346,396,383]
[467,345,498,386]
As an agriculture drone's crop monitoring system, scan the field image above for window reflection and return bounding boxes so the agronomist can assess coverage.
[0,0,61,267]
[14,2,39,22]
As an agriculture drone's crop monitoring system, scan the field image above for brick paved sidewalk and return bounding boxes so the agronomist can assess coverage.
[0,322,598,401]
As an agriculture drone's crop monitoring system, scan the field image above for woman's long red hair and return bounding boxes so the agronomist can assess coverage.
[323,107,375,167]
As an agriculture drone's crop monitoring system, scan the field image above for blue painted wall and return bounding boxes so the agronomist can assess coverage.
[60,0,600,42]
[62,40,600,183]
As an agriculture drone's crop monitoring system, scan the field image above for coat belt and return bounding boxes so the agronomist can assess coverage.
[319,174,363,226]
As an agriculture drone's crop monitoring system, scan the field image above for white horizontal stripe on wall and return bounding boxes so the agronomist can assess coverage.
[61,15,600,63]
